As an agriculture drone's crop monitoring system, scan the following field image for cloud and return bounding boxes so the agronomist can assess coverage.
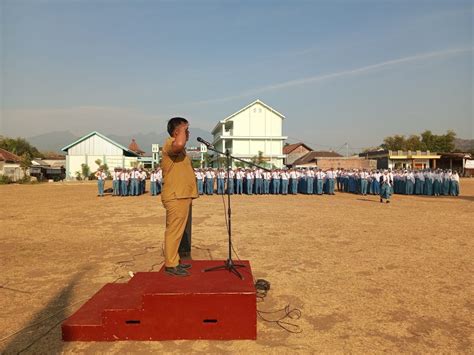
[1,106,164,137]
[186,47,472,105]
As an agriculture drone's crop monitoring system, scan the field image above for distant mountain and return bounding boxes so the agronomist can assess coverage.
[28,131,80,153]
[454,138,474,152]
[27,128,213,154]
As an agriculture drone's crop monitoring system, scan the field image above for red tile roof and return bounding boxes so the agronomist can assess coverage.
[128,139,145,155]
[293,151,343,165]
[283,143,313,155]
[0,148,21,163]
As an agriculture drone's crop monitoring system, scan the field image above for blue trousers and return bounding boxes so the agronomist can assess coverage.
[281,180,289,195]
[450,181,459,196]
[291,179,298,194]
[97,180,104,196]
[156,181,162,194]
[217,178,225,194]
[328,178,335,194]
[360,179,368,195]
[442,180,450,195]
[130,178,138,196]
[372,180,380,195]
[197,180,203,194]
[227,179,234,194]
[316,179,323,194]
[263,180,270,194]
[424,179,433,195]
[272,180,280,194]
[121,180,128,196]
[150,181,157,195]
[246,179,253,194]
[113,180,120,195]
[255,178,263,194]
[307,177,314,194]
[206,178,214,195]
[236,179,243,194]
[380,184,391,200]
[406,180,414,195]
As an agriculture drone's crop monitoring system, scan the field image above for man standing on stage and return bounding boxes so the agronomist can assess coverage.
[161,117,198,277]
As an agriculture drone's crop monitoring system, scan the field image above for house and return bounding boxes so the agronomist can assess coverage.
[292,151,376,170]
[211,99,288,168]
[465,159,474,177]
[283,143,313,167]
[359,150,441,170]
[62,131,141,180]
[128,139,146,156]
[437,152,472,174]
[30,158,66,181]
[0,148,24,181]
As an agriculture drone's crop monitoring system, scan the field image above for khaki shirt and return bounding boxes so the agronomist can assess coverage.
[161,137,198,202]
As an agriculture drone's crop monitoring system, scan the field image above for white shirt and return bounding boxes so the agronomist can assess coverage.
[95,171,106,180]
[381,174,392,186]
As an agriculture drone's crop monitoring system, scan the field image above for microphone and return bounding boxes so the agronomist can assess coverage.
[197,137,214,148]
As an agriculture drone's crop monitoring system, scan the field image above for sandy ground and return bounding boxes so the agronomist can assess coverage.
[0,179,473,354]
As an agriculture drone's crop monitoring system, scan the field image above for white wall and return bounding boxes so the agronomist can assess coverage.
[69,135,123,156]
[232,102,282,137]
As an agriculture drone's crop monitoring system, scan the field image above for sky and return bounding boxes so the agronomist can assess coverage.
[1,0,472,153]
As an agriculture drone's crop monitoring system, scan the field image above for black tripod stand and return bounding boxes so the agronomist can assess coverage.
[202,144,271,279]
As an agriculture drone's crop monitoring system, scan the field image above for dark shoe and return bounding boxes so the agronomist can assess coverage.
[380,198,383,203]
[386,200,390,204]
[164,266,189,277]
[178,263,192,270]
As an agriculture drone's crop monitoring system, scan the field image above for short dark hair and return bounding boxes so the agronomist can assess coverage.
[167,117,188,136]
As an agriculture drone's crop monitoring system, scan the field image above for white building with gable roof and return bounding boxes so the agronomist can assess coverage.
[211,99,287,168]
[62,131,141,180]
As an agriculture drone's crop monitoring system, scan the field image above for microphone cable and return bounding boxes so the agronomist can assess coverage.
[216,160,302,334]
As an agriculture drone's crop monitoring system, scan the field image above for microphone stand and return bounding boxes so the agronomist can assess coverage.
[202,143,271,280]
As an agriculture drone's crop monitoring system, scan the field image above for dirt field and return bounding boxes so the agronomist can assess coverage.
[0,179,472,354]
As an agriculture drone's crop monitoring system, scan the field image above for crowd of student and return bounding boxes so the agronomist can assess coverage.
[94,167,162,197]
[95,166,461,200]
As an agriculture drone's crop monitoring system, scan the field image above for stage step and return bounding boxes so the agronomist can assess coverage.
[62,260,257,341]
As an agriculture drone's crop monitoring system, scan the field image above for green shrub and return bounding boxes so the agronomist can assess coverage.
[0,175,12,184]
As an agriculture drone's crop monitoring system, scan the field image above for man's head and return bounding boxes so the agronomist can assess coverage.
[167,117,189,140]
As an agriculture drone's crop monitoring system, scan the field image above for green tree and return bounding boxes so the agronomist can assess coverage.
[81,164,91,180]
[381,130,457,152]
[0,136,43,158]
[381,135,406,150]
[405,135,423,151]
[20,153,32,175]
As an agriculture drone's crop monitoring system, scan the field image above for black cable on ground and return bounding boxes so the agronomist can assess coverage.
[219,189,303,334]
[0,246,165,350]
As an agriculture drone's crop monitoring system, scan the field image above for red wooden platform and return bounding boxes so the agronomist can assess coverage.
[62,260,256,341]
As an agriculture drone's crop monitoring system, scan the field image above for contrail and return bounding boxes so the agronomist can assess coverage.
[187,47,472,105]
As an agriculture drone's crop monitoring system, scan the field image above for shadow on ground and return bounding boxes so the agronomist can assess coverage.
[1,269,88,354]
